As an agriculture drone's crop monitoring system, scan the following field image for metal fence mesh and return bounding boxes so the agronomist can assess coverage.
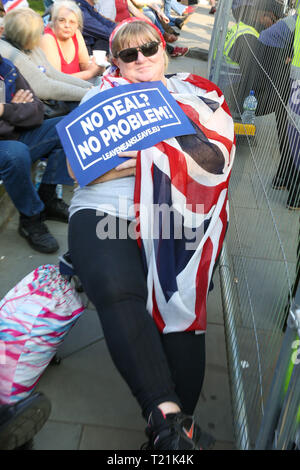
[209,0,299,449]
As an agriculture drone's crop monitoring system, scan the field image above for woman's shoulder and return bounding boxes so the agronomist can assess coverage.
[44,25,55,36]
[41,28,57,45]
[41,33,56,45]
[0,38,19,56]
[0,38,30,68]
[40,31,58,55]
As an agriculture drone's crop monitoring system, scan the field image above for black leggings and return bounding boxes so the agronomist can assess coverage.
[68,209,205,418]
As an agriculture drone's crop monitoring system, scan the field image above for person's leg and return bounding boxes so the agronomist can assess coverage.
[164,0,172,17]
[18,116,73,187]
[146,332,214,450]
[273,106,294,189]
[142,7,165,34]
[160,332,205,415]
[286,164,300,210]
[0,141,44,217]
[68,210,215,449]
[18,117,73,223]
[286,122,300,210]
[163,0,184,26]
[209,0,216,13]
[142,8,178,42]
[165,0,186,16]
[0,138,60,253]
[68,210,181,419]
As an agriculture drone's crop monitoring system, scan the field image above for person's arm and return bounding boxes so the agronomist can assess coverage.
[81,4,116,40]
[75,29,104,80]
[129,0,169,23]
[130,0,160,6]
[40,33,62,71]
[3,43,89,101]
[127,0,150,20]
[0,71,44,137]
[29,47,91,89]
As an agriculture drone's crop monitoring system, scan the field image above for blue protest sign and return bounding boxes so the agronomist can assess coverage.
[56,81,196,187]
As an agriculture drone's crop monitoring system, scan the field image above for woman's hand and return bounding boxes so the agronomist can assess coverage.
[115,151,138,172]
[88,56,106,77]
[11,89,34,104]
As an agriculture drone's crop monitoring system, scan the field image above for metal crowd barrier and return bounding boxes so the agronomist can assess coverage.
[209,0,300,449]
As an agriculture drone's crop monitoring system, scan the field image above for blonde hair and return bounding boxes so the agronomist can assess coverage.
[4,8,44,51]
[50,0,83,31]
[110,20,168,70]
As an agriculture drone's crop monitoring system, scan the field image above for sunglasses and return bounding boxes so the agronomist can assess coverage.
[116,41,161,63]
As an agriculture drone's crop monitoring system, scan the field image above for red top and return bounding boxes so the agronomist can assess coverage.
[115,0,131,22]
[44,26,80,74]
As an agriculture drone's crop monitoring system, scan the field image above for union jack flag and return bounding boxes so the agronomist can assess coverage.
[134,73,235,333]
[2,0,29,12]
[102,71,235,333]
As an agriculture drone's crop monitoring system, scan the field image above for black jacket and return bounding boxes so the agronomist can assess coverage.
[0,54,44,140]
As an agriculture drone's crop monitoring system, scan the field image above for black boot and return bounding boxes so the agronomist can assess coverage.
[19,212,59,253]
[38,183,69,223]
[0,393,51,450]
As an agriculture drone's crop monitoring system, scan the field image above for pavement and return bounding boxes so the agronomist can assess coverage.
[0,2,236,450]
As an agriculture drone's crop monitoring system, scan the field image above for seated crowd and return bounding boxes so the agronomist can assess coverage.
[0,0,298,453]
[0,0,192,255]
[0,0,218,453]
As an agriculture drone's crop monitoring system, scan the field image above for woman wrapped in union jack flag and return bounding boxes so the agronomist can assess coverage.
[67,17,235,450]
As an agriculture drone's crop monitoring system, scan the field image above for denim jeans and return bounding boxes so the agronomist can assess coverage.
[142,8,165,34]
[142,5,181,32]
[164,0,186,17]
[0,116,73,217]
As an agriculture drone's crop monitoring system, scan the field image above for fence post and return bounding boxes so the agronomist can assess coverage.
[255,283,300,449]
[219,241,250,449]
[274,352,300,449]
[208,0,232,85]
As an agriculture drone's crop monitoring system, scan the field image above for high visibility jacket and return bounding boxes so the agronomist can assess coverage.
[216,21,259,90]
[292,14,300,69]
[223,21,259,66]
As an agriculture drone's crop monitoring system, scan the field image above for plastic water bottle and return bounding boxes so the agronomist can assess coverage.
[34,160,47,190]
[56,184,63,199]
[241,90,258,125]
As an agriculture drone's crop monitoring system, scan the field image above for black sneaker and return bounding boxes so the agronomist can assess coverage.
[143,408,215,450]
[43,198,69,223]
[176,13,193,29]
[19,214,59,253]
[0,392,51,450]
